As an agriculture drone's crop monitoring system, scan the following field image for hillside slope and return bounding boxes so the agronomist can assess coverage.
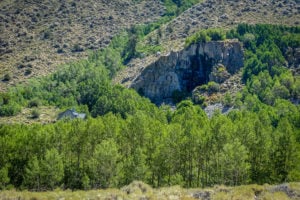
[0,0,164,90]
[114,0,299,87]
[0,15,299,193]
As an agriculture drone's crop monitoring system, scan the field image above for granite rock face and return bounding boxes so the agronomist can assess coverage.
[131,40,244,104]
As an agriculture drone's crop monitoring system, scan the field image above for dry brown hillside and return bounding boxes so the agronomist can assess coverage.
[0,0,164,91]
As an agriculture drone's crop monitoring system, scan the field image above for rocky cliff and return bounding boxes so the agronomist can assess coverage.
[130,40,243,104]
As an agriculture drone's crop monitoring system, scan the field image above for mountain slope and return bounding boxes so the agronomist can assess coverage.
[114,0,300,87]
[0,0,164,91]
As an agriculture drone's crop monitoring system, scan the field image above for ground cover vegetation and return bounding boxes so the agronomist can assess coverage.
[1,181,300,200]
[0,24,299,192]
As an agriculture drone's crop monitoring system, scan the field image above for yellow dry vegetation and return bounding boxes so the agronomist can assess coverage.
[0,106,59,124]
[1,182,300,200]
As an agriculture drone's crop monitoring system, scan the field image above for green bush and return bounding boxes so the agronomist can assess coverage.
[25,68,32,76]
[2,73,11,81]
[207,29,226,41]
[0,166,10,189]
[198,84,208,92]
[42,30,52,40]
[185,28,226,46]
[28,98,40,108]
[0,102,21,116]
[162,0,201,16]
[71,44,84,52]
[223,92,233,107]
[31,109,40,119]
[242,33,255,48]
[193,93,206,105]
[207,81,220,94]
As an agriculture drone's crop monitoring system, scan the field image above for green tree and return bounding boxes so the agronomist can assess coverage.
[272,80,290,99]
[88,139,119,188]
[271,118,298,182]
[0,166,10,189]
[121,147,148,185]
[220,140,250,185]
[41,148,64,189]
[249,117,273,184]
[123,28,138,63]
[24,156,41,190]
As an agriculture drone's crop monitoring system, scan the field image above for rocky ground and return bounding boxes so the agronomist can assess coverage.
[202,71,244,117]
[0,0,164,91]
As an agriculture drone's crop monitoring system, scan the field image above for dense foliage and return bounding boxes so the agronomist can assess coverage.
[228,24,300,105]
[185,28,227,46]
[0,100,299,190]
[0,24,299,190]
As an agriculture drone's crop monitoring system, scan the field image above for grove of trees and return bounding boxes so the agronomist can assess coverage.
[0,99,299,190]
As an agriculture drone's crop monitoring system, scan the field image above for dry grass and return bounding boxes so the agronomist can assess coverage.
[0,106,59,124]
[1,182,299,200]
[260,191,290,200]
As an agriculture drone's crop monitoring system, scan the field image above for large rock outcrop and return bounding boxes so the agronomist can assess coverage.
[130,40,243,104]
